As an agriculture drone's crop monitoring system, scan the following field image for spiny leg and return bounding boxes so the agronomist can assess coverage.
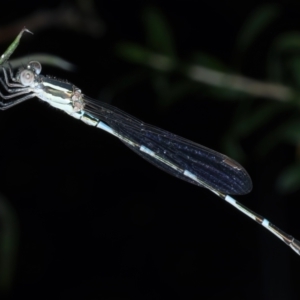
[0,78,28,93]
[0,93,35,110]
[0,66,34,108]
[7,62,18,83]
[1,67,24,88]
[0,88,31,99]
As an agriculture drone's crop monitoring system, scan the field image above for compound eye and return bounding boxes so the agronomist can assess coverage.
[19,69,35,86]
[28,61,42,75]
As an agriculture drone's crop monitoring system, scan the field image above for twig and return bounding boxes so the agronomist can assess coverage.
[147,52,293,102]
[187,65,292,101]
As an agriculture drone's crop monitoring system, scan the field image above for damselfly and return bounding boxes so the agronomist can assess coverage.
[1,30,300,256]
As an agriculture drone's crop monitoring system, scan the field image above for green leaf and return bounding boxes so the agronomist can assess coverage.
[155,80,201,109]
[235,4,279,55]
[221,136,246,163]
[206,85,248,100]
[190,52,227,72]
[273,32,300,51]
[0,28,32,65]
[232,102,285,136]
[105,70,149,98]
[143,6,176,57]
[115,42,151,64]
[268,32,300,82]
[281,119,300,143]
[287,55,300,88]
[277,162,300,194]
[10,54,75,71]
[256,116,300,156]
[116,42,175,71]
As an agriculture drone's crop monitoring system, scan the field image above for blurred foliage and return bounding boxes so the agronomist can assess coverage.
[3,6,300,193]
[143,6,176,58]
[234,4,280,62]
[114,5,300,194]
[2,2,300,297]
[0,28,31,65]
[268,32,300,83]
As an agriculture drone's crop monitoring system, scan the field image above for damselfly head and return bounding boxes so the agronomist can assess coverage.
[15,61,42,87]
[17,68,35,87]
[27,61,42,75]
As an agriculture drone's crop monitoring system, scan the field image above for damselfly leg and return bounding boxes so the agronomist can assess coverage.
[0,65,34,110]
[1,65,26,88]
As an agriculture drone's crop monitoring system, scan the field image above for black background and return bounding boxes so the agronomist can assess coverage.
[0,1,300,299]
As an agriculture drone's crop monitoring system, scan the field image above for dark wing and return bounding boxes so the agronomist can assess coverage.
[84,96,252,195]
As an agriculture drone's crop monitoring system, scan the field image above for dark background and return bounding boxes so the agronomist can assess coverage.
[0,1,300,299]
